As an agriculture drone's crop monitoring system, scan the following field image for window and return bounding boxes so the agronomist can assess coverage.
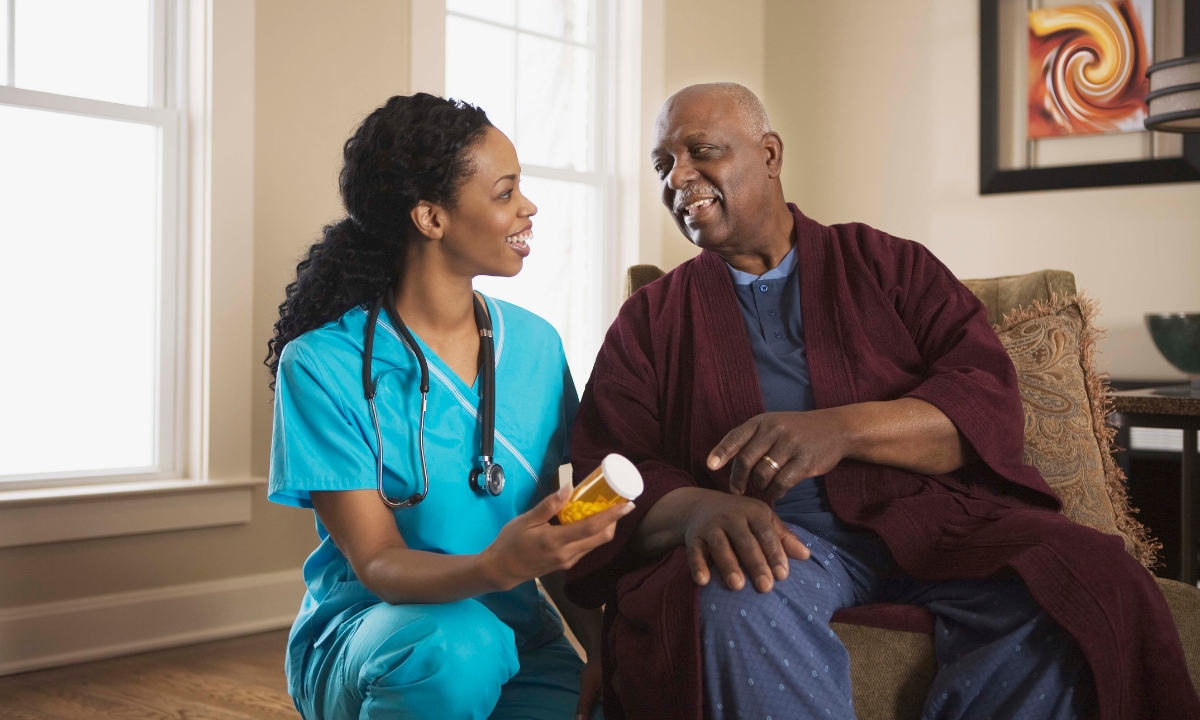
[444,0,610,384]
[0,0,183,487]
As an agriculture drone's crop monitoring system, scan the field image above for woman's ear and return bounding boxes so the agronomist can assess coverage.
[409,201,446,241]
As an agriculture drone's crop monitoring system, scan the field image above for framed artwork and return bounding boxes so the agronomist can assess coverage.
[980,0,1200,193]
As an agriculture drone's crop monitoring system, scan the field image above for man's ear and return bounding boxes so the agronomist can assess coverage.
[763,132,784,179]
[410,201,446,241]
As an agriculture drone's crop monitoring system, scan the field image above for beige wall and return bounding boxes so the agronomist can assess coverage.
[251,0,411,476]
[763,0,1199,380]
[654,0,767,270]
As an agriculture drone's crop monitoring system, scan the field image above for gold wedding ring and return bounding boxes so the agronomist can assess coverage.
[760,455,781,472]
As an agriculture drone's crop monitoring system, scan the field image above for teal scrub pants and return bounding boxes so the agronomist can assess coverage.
[294,598,589,720]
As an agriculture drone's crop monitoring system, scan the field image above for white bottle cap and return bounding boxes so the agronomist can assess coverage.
[600,453,643,500]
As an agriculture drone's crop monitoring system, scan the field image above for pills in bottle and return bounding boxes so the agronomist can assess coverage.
[557,454,644,525]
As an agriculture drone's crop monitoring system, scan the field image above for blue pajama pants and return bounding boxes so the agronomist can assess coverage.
[699,522,1096,720]
[293,598,592,720]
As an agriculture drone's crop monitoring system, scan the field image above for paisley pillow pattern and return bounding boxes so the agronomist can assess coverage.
[996,295,1158,568]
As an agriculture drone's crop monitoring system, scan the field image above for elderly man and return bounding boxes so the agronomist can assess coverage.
[564,83,1197,720]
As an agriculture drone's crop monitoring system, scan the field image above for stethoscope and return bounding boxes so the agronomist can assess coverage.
[361,287,504,508]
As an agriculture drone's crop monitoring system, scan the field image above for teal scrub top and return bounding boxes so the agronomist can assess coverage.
[268,295,579,698]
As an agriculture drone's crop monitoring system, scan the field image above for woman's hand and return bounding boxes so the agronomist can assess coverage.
[482,485,635,592]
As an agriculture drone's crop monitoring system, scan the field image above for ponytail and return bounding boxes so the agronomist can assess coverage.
[265,93,492,385]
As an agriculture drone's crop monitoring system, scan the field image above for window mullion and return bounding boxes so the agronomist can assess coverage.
[6,0,14,86]
[445,10,594,49]
[0,84,172,125]
[149,0,167,107]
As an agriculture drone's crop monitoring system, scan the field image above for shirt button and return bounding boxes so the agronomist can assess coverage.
[774,331,783,339]
[759,284,769,292]
[768,310,777,317]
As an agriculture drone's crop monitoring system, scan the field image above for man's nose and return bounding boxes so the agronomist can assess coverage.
[665,158,699,192]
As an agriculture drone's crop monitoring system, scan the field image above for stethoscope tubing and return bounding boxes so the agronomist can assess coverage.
[362,288,498,508]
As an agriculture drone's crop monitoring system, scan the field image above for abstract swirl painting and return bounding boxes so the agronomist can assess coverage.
[1028,0,1153,138]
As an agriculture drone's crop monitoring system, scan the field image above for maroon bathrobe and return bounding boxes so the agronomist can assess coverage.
[565,205,1198,720]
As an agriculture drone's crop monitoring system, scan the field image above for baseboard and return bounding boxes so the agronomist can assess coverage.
[0,569,305,676]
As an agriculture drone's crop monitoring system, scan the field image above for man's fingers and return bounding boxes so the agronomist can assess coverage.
[779,524,811,561]
[748,515,789,580]
[707,418,760,472]
[705,531,746,591]
[686,538,712,586]
[764,458,808,500]
[726,522,775,593]
[746,441,792,493]
[728,430,778,495]
[523,485,572,525]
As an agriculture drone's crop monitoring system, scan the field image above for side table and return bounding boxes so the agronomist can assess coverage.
[1111,385,1200,586]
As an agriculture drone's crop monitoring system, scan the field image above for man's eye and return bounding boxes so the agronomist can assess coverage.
[693,146,711,156]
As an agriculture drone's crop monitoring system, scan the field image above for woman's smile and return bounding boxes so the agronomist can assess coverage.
[505,225,532,258]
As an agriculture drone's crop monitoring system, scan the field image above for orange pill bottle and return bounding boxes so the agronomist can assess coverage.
[557,454,644,525]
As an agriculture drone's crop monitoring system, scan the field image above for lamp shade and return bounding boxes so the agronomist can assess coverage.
[1145,56,1200,133]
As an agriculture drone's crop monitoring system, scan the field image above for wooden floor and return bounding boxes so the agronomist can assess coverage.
[0,631,298,720]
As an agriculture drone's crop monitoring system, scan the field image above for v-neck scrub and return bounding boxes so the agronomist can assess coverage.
[268,295,583,719]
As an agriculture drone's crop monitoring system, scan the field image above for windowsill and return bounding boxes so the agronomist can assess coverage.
[0,477,265,549]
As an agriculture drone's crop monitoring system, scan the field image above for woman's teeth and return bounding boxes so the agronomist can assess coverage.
[505,229,531,248]
[505,228,532,257]
[685,198,715,216]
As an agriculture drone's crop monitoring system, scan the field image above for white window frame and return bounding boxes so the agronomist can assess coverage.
[413,0,643,334]
[0,0,186,491]
[0,0,259,546]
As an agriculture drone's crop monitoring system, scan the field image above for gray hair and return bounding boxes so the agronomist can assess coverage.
[695,82,772,137]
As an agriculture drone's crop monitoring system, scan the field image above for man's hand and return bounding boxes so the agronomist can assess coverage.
[682,491,810,592]
[707,411,848,499]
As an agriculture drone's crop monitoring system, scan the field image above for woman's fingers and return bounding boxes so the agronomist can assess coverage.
[554,502,635,543]
[523,485,573,525]
[552,503,636,567]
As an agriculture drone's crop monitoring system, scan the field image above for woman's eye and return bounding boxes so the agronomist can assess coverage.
[499,190,512,199]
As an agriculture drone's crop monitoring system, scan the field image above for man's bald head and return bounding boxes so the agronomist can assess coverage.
[650,83,791,266]
[659,82,772,138]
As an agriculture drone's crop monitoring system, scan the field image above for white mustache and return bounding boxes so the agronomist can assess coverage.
[674,185,722,212]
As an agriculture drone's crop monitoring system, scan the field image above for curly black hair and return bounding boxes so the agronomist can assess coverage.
[265,93,492,384]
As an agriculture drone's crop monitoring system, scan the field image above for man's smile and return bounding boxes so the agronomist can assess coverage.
[675,186,724,227]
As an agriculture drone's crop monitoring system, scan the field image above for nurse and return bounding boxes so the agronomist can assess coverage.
[264,93,628,720]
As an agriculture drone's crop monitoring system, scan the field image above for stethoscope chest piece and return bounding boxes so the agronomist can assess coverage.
[470,462,505,497]
[363,288,504,508]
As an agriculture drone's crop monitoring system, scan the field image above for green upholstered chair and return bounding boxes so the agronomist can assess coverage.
[623,265,1200,720]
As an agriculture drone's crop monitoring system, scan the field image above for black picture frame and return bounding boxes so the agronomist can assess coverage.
[980,0,1200,194]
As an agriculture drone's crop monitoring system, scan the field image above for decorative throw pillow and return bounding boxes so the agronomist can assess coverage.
[996,294,1158,568]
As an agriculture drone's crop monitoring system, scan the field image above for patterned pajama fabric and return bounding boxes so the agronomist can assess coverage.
[699,521,1096,720]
